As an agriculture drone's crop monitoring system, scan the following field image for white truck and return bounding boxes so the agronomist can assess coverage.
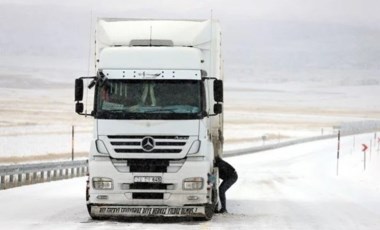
[74,19,224,220]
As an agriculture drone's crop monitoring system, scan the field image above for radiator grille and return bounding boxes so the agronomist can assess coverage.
[107,135,189,154]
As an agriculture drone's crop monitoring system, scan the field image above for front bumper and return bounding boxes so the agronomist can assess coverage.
[88,157,211,206]
[90,205,205,218]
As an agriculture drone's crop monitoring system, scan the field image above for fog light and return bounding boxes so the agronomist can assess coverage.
[93,177,113,190]
[96,195,109,200]
[167,184,175,190]
[183,177,204,190]
[121,183,130,190]
[187,196,199,201]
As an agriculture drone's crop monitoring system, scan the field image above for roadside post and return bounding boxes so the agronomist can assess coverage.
[374,133,378,153]
[262,135,267,146]
[375,133,377,147]
[72,125,75,161]
[362,144,368,171]
[336,130,340,176]
[370,140,372,160]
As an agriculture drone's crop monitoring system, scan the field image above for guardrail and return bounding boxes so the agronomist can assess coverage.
[224,134,336,158]
[0,160,88,190]
[223,128,380,158]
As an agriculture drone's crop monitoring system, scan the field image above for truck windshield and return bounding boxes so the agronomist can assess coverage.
[95,80,204,120]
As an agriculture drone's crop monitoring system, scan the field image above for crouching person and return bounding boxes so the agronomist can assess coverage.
[215,156,238,213]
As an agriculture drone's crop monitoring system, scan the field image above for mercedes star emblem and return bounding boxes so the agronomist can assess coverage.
[141,136,155,152]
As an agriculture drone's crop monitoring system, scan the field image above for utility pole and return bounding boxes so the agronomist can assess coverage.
[72,125,75,161]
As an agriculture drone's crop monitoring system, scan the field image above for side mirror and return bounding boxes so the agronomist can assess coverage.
[75,79,84,101]
[76,102,84,114]
[213,80,223,103]
[214,104,223,115]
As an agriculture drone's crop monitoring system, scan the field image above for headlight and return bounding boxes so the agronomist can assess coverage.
[188,140,201,154]
[183,177,204,190]
[95,139,109,154]
[92,177,113,190]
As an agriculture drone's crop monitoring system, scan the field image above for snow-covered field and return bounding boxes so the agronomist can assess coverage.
[1,133,379,229]
[0,87,93,163]
[1,76,379,163]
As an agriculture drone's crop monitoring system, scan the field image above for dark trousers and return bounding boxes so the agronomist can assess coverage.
[219,171,238,210]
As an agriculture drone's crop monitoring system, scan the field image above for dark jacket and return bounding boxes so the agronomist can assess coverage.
[215,157,236,180]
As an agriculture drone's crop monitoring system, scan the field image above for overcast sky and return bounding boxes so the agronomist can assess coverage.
[1,0,380,83]
[3,0,380,27]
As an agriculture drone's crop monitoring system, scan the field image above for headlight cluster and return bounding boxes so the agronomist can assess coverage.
[92,177,113,190]
[183,177,204,190]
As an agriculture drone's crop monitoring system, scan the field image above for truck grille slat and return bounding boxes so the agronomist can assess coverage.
[108,135,189,140]
[115,149,182,153]
[110,142,140,146]
[109,142,186,146]
[155,142,186,146]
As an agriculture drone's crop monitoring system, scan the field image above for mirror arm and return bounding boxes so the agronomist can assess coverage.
[201,77,218,81]
[79,76,97,80]
[207,113,219,117]
[79,76,97,89]
[208,103,223,117]
[77,112,93,116]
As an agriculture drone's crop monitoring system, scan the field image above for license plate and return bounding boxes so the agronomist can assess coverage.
[134,176,162,183]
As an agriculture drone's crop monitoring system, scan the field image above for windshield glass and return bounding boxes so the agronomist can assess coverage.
[95,80,203,119]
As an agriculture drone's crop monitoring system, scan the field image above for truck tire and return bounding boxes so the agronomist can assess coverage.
[87,204,105,220]
[86,180,101,220]
[203,203,215,220]
[202,186,218,220]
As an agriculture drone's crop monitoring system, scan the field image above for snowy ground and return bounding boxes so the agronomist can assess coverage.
[1,133,379,229]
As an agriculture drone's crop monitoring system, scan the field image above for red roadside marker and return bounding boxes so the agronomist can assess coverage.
[362,144,368,152]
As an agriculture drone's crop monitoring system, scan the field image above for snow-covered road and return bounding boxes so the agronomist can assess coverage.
[1,133,379,230]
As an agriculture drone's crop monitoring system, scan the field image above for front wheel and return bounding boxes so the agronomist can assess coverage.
[203,203,215,220]
[202,186,218,220]
[86,180,101,220]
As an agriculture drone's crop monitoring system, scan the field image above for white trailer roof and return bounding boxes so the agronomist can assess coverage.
[95,18,223,80]
[96,19,215,48]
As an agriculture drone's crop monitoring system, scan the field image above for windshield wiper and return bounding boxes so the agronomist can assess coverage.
[145,109,176,113]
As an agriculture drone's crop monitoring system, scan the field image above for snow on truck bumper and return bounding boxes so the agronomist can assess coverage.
[88,157,211,207]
